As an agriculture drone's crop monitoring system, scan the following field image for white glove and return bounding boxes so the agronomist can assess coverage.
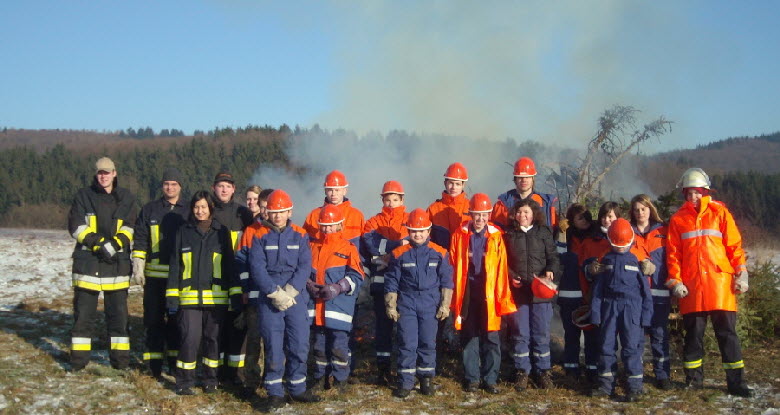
[639,259,656,276]
[385,292,400,322]
[734,270,749,294]
[671,283,689,298]
[587,261,605,275]
[283,283,300,299]
[131,257,146,286]
[267,286,296,311]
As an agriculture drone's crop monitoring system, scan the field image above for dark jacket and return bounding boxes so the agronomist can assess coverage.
[213,198,253,249]
[504,224,560,304]
[68,177,137,292]
[132,197,188,278]
[166,220,235,309]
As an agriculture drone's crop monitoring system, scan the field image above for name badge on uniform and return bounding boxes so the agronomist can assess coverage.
[334,252,348,259]
[182,247,191,252]
[402,263,416,268]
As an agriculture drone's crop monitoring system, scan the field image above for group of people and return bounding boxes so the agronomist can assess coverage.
[66,155,753,410]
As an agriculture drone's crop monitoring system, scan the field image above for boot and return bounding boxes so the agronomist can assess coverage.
[289,389,321,403]
[308,376,327,392]
[419,377,434,396]
[266,395,286,410]
[535,370,554,389]
[376,361,391,385]
[393,388,411,398]
[684,367,703,390]
[726,368,753,397]
[514,370,529,391]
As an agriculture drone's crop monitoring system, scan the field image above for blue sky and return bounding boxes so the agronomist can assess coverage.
[1,1,778,150]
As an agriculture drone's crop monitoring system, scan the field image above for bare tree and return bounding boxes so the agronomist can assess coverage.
[570,105,673,204]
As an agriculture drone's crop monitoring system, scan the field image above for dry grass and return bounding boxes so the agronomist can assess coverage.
[1,290,779,414]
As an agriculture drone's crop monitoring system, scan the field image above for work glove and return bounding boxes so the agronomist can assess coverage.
[639,259,656,276]
[283,283,299,300]
[267,285,296,311]
[436,288,453,321]
[734,270,749,294]
[131,257,146,286]
[306,279,323,298]
[97,239,120,262]
[233,310,247,330]
[587,261,605,276]
[319,278,352,301]
[384,292,399,322]
[671,283,689,298]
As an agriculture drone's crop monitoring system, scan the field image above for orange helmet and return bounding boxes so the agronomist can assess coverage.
[380,180,405,196]
[405,208,432,230]
[513,157,537,177]
[531,277,558,299]
[266,189,293,212]
[324,170,349,188]
[469,193,493,213]
[572,305,595,331]
[607,218,634,248]
[318,204,344,226]
[443,162,469,181]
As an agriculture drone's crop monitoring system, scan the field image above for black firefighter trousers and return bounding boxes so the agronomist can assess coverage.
[682,310,745,388]
[143,278,178,376]
[70,287,129,370]
[176,307,225,389]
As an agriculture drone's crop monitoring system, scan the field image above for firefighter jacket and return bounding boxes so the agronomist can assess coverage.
[68,177,137,292]
[582,229,647,297]
[236,217,264,306]
[666,196,746,315]
[590,250,653,328]
[504,224,561,305]
[166,220,235,309]
[492,190,558,230]
[249,220,312,299]
[449,221,517,331]
[426,191,470,249]
[213,198,253,250]
[308,231,365,331]
[632,222,670,303]
[361,205,409,294]
[558,225,597,304]
[384,239,454,294]
[304,199,365,245]
[132,197,188,279]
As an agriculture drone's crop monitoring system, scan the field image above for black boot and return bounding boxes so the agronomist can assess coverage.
[684,367,703,389]
[535,370,554,389]
[393,388,411,398]
[289,389,321,403]
[514,370,529,391]
[419,377,434,396]
[376,361,391,385]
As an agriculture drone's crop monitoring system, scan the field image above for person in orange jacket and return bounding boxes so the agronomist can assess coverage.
[427,162,471,249]
[303,170,365,246]
[491,157,558,231]
[449,193,517,394]
[666,168,753,397]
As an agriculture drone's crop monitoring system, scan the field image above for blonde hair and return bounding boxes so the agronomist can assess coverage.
[629,194,663,225]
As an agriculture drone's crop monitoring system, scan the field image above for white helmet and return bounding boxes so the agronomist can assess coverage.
[677,168,710,189]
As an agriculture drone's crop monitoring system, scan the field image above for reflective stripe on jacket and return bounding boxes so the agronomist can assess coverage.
[449,221,516,331]
[666,196,746,314]
[248,221,312,298]
[132,197,188,278]
[632,222,670,302]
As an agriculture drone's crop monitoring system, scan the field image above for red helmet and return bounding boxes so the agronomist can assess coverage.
[324,170,349,188]
[380,180,405,196]
[607,218,634,248]
[405,208,432,230]
[266,190,293,212]
[443,162,469,181]
[318,204,344,226]
[531,277,558,299]
[469,193,493,213]
[513,157,537,177]
[572,305,595,331]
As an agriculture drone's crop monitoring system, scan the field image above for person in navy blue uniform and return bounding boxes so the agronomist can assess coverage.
[384,208,454,398]
[247,190,321,409]
[589,218,653,401]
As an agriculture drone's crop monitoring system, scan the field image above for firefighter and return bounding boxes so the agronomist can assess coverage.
[449,194,517,394]
[426,162,470,249]
[307,204,365,390]
[666,168,753,397]
[491,157,558,230]
[384,208,454,398]
[589,218,653,401]
[248,190,320,409]
[504,199,561,390]
[629,194,672,390]
[166,191,234,395]
[67,157,137,371]
[210,171,253,386]
[303,170,365,245]
[132,167,188,378]
[361,180,409,385]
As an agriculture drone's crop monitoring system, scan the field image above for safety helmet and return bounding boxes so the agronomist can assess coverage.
[324,170,349,188]
[405,208,432,231]
[676,167,711,189]
[531,277,558,299]
[318,204,344,226]
[443,162,469,181]
[266,189,293,212]
[380,180,405,196]
[513,157,537,177]
[607,218,634,248]
[469,193,493,213]
[572,305,595,331]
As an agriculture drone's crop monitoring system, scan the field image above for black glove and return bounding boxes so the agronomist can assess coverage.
[306,279,323,299]
[97,239,120,262]
[319,278,351,301]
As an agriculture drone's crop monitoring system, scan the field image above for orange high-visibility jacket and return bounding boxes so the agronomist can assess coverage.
[303,199,366,243]
[666,196,746,315]
[449,221,517,332]
[427,191,470,234]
